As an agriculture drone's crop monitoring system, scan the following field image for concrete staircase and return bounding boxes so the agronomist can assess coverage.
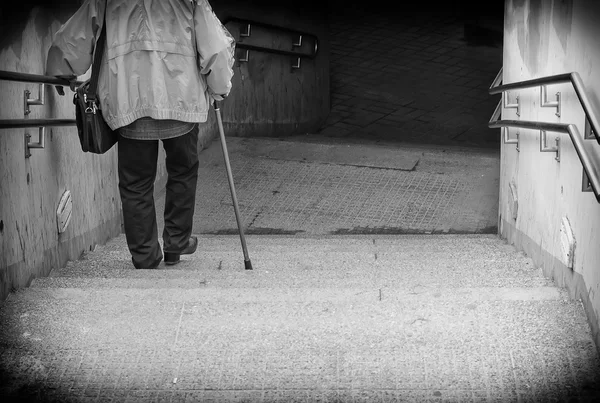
[1,233,599,402]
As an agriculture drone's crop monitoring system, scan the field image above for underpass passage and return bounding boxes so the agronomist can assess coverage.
[156,137,499,236]
[153,1,504,237]
[320,1,503,149]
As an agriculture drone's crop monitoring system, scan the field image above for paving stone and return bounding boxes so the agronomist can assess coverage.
[170,137,499,236]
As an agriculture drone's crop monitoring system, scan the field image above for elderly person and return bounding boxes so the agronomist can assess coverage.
[46,0,235,269]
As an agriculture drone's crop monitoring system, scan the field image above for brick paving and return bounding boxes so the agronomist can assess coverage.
[320,3,502,148]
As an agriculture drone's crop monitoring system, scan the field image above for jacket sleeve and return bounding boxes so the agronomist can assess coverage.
[193,0,235,96]
[45,0,103,78]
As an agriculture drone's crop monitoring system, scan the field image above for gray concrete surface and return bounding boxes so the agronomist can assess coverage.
[176,137,499,236]
[2,138,598,402]
[1,234,600,402]
[3,125,598,403]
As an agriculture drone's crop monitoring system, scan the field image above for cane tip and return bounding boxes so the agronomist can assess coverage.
[244,260,253,270]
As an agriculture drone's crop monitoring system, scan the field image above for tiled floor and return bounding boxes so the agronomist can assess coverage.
[185,137,499,235]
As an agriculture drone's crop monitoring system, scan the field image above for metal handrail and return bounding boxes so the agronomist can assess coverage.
[0,71,78,131]
[489,68,600,202]
[222,16,319,60]
[0,70,80,157]
[0,70,81,87]
[0,16,321,124]
[489,68,600,144]
[234,42,316,59]
[0,119,76,129]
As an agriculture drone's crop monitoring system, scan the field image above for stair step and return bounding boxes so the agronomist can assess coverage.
[32,235,552,289]
[0,286,585,352]
[3,235,599,401]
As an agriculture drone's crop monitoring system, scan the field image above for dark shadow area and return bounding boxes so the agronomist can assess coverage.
[0,1,82,53]
[320,0,504,149]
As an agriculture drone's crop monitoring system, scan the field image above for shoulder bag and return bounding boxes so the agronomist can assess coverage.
[73,1,117,154]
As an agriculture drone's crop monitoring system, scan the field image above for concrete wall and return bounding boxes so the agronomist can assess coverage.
[216,0,330,138]
[0,1,329,300]
[501,0,600,348]
[0,3,123,300]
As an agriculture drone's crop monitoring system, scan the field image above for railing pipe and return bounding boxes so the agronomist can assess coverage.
[223,16,318,58]
[489,118,568,133]
[235,43,317,59]
[571,72,600,143]
[222,16,319,60]
[223,17,316,41]
[489,116,600,202]
[489,73,572,94]
[0,70,79,87]
[489,68,600,144]
[0,119,76,129]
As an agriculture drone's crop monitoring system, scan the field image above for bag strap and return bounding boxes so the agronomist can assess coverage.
[88,0,107,97]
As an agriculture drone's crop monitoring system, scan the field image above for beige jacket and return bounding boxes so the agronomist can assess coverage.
[46,0,235,130]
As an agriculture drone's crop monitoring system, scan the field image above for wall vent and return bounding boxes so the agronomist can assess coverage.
[56,190,73,234]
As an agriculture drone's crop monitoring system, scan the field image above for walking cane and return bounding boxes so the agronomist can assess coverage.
[213,101,253,270]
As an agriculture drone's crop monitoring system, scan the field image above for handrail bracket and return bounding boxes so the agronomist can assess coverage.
[24,83,45,115]
[292,35,303,47]
[541,85,561,117]
[292,57,301,70]
[504,128,520,151]
[585,118,596,140]
[238,49,249,64]
[491,99,520,150]
[582,170,593,192]
[25,127,46,158]
[240,23,251,38]
[503,92,520,116]
[540,130,561,162]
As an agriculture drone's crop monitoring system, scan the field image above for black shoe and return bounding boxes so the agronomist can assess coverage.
[164,236,198,266]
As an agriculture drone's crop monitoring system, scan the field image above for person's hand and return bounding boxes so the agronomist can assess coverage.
[212,93,228,102]
[53,75,77,96]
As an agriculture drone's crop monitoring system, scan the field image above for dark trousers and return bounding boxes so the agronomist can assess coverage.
[117,126,199,269]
